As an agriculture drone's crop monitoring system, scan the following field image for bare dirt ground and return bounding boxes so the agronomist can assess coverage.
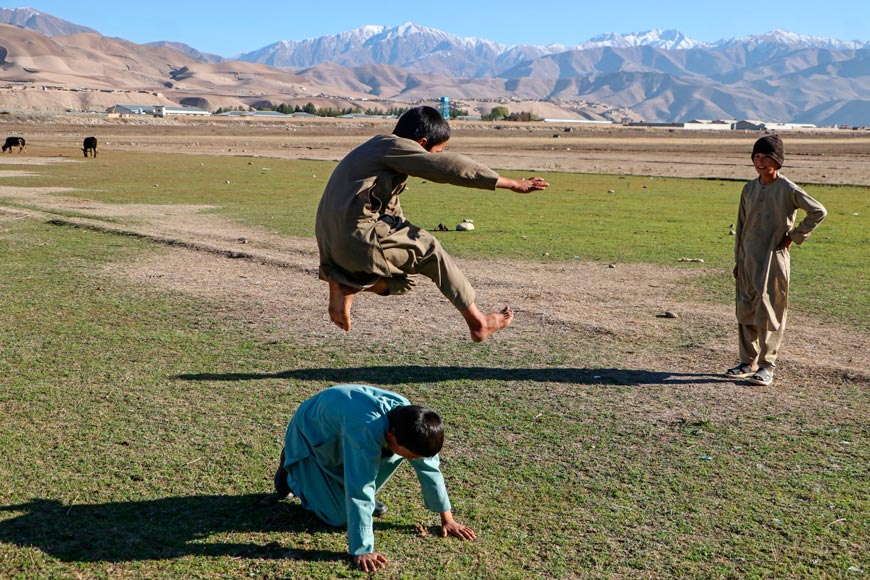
[1,118,868,397]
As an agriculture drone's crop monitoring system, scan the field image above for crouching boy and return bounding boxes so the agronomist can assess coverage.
[267,384,475,572]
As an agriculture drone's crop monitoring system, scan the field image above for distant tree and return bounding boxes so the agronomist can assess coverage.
[303,102,317,114]
[482,105,509,120]
[505,111,541,122]
[78,91,94,112]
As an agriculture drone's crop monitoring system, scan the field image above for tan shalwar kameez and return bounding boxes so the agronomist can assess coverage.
[734,175,826,367]
[315,134,499,311]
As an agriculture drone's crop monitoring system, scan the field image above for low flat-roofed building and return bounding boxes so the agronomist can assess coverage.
[108,104,210,117]
[683,119,735,130]
[734,120,817,131]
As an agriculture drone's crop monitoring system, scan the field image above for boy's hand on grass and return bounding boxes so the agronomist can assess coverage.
[442,521,476,540]
[440,511,476,540]
[355,552,388,572]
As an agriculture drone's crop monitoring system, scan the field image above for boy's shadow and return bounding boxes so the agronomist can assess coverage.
[0,494,370,563]
[176,366,724,387]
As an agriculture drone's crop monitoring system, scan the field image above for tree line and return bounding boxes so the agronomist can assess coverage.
[482,106,540,121]
[214,103,479,119]
[213,103,410,117]
[214,103,537,121]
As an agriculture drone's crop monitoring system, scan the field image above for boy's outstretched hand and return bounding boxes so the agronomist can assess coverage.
[440,510,477,540]
[498,176,550,193]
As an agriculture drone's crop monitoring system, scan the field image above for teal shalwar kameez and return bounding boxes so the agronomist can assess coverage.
[281,385,451,556]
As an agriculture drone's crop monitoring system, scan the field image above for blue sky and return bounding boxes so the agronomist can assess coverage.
[11,0,869,57]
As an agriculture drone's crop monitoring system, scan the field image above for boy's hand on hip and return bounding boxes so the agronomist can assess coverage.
[355,552,388,572]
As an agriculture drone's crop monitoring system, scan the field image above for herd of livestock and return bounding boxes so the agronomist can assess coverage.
[2,135,98,157]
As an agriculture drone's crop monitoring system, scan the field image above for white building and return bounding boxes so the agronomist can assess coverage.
[683,119,735,131]
[733,120,816,131]
[108,104,210,117]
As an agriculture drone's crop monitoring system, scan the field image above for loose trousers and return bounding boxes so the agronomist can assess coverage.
[737,316,786,369]
[376,215,476,311]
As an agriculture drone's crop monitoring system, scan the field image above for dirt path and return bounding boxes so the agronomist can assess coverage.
[3,186,868,394]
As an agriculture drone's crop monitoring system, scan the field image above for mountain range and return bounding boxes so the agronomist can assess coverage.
[1,8,868,125]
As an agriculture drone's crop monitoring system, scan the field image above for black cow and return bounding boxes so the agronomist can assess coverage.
[2,136,25,153]
[82,136,97,158]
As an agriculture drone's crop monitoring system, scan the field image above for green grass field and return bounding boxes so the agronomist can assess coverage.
[1,152,867,579]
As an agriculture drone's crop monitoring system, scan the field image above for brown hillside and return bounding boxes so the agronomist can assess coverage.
[0,24,630,119]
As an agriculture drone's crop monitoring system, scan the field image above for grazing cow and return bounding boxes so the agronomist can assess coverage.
[2,136,25,153]
[82,136,97,158]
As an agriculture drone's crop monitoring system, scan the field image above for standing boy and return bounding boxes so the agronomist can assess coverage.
[267,384,475,572]
[725,134,827,386]
[315,106,549,341]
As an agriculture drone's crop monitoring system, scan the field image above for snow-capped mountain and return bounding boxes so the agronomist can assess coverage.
[235,24,869,80]
[235,22,517,76]
[713,29,870,51]
[578,29,708,50]
[229,24,870,125]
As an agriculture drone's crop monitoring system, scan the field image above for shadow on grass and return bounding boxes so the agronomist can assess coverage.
[175,366,726,387]
[0,494,398,563]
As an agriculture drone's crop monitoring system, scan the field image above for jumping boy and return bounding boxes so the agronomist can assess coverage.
[725,134,827,386]
[266,384,475,572]
[315,106,549,341]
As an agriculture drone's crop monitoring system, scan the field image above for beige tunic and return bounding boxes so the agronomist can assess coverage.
[315,134,499,305]
[734,175,827,330]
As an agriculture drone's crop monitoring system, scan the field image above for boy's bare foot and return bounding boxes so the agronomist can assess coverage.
[462,304,514,342]
[328,280,356,331]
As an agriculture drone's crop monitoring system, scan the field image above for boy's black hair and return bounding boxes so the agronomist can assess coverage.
[392,106,451,151]
[387,405,445,457]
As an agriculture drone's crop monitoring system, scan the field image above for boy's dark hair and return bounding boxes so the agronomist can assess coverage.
[387,405,444,457]
[392,106,451,151]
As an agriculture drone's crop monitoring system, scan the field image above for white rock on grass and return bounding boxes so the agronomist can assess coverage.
[456,223,475,231]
